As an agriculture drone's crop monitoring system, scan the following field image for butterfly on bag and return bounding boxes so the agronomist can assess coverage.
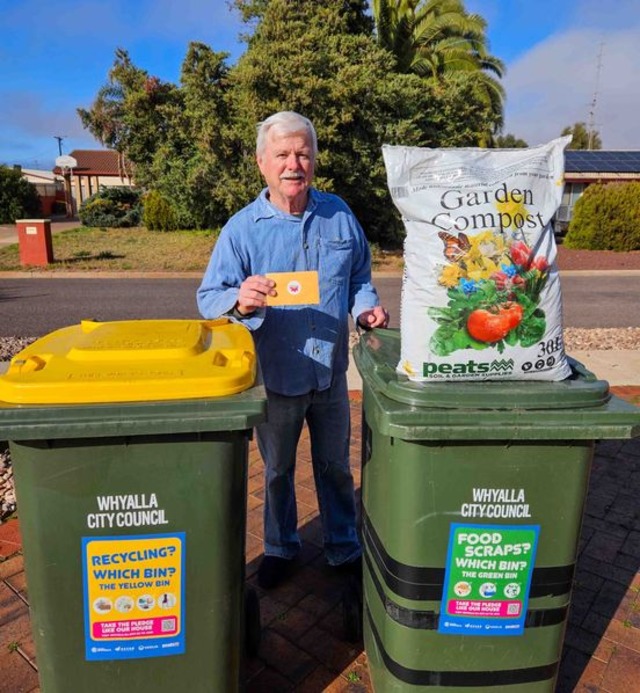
[438,231,471,263]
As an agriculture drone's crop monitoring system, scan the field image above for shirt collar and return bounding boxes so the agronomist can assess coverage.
[252,187,319,222]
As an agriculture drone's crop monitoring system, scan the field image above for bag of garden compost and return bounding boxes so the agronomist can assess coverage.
[382,136,572,382]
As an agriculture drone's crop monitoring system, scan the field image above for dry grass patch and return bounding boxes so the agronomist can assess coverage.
[0,227,405,273]
[0,227,218,272]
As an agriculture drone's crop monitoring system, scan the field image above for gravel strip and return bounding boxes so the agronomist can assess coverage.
[563,327,640,351]
[1,445,16,520]
[0,336,37,362]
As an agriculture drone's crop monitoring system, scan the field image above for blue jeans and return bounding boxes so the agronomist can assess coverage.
[255,373,361,566]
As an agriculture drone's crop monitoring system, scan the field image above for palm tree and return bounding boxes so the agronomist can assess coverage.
[372,0,505,139]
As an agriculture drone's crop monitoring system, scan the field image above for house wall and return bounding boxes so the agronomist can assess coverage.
[19,170,65,216]
[35,183,65,216]
[554,174,640,234]
[71,174,134,208]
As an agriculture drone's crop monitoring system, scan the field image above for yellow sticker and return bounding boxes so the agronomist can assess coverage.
[265,271,320,306]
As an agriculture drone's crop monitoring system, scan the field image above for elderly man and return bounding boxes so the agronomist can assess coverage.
[197,111,388,589]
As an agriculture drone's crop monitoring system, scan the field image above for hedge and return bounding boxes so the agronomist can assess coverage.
[79,186,142,228]
[564,181,640,251]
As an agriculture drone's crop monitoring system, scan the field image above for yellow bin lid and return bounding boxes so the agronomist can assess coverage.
[0,319,257,404]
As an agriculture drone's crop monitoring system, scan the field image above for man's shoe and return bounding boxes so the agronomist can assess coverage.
[257,555,294,590]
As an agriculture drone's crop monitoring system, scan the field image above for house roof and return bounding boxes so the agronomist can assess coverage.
[52,150,132,177]
[20,168,61,183]
[565,150,640,174]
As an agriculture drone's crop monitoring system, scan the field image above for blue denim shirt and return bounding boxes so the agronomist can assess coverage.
[197,188,380,396]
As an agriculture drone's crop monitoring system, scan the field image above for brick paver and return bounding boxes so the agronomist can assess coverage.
[0,389,638,692]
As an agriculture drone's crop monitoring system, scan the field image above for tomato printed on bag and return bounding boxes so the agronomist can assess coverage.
[382,137,572,381]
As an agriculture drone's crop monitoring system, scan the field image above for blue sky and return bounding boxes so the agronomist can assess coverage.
[2,0,639,170]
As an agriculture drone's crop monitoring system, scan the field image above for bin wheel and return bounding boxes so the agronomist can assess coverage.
[341,574,363,643]
[244,585,261,657]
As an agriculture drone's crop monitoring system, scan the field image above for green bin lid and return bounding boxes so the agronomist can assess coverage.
[353,329,640,441]
[353,329,611,410]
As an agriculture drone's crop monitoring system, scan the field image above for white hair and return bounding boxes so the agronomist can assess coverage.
[256,111,318,157]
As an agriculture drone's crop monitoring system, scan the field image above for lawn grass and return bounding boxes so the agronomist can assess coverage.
[0,227,219,272]
[0,226,403,272]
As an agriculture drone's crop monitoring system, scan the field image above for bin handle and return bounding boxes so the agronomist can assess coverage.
[10,355,48,375]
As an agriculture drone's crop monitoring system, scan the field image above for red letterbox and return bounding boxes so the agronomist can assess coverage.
[16,219,54,267]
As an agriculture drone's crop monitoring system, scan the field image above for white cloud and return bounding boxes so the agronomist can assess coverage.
[1,91,99,166]
[0,0,244,165]
[4,92,93,141]
[503,26,640,148]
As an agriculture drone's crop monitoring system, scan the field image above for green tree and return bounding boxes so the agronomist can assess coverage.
[148,42,235,228]
[233,0,374,33]
[142,190,179,231]
[561,122,602,150]
[77,0,503,239]
[494,133,528,148]
[372,0,505,140]
[78,46,229,229]
[228,0,496,243]
[0,166,41,223]
[78,48,182,182]
[372,0,501,76]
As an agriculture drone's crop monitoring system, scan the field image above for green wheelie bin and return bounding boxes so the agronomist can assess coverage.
[0,319,267,693]
[353,328,640,692]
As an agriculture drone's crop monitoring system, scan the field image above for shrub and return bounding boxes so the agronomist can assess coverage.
[0,165,41,223]
[142,190,179,231]
[564,182,640,251]
[78,186,142,228]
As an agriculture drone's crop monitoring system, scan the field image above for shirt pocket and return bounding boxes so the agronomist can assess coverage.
[319,238,352,284]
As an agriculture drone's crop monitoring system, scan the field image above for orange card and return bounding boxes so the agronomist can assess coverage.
[265,271,320,306]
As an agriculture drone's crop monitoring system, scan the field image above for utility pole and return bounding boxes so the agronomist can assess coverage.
[587,43,605,150]
[54,136,64,156]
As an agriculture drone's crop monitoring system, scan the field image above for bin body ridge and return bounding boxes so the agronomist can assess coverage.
[354,328,640,692]
[12,432,249,692]
[0,320,267,693]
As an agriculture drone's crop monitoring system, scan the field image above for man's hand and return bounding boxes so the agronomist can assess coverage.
[236,275,276,315]
[357,306,390,330]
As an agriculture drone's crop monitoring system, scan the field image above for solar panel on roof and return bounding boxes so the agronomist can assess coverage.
[564,150,640,173]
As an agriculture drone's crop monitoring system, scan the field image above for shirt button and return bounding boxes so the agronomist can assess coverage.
[303,243,309,249]
[313,347,319,355]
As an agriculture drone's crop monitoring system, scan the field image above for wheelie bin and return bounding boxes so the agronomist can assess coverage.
[0,319,267,693]
[353,328,640,692]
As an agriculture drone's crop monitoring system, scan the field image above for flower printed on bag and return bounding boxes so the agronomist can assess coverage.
[430,232,552,355]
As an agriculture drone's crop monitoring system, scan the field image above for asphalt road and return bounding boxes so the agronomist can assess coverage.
[1,274,639,337]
